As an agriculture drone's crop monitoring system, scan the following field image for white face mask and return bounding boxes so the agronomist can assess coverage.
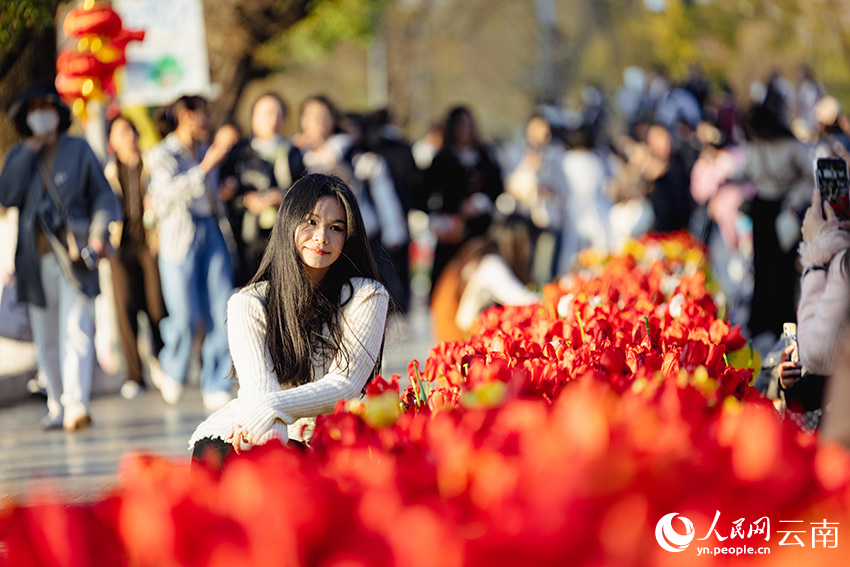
[26,108,60,136]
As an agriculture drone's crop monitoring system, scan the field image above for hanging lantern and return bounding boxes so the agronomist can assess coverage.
[57,49,110,80]
[56,0,145,118]
[55,74,103,102]
[63,5,122,38]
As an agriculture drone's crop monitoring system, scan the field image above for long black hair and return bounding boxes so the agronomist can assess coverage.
[245,173,383,387]
[442,105,480,151]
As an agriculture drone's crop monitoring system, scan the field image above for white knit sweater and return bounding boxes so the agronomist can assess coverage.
[797,224,850,376]
[189,277,388,450]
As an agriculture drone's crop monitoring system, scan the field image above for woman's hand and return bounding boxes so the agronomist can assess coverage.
[225,424,251,455]
[243,191,267,216]
[24,132,55,153]
[802,189,850,245]
[88,236,108,260]
[778,344,802,390]
[219,176,238,202]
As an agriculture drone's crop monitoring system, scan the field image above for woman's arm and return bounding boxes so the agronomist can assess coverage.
[357,153,407,250]
[455,254,539,331]
[797,190,850,375]
[80,141,121,242]
[798,250,850,375]
[146,145,209,213]
[227,291,282,399]
[0,144,36,208]
[237,282,389,441]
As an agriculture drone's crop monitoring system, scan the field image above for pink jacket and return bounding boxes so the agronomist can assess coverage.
[797,226,850,375]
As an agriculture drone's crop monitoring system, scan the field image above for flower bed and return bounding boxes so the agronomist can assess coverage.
[2,232,849,567]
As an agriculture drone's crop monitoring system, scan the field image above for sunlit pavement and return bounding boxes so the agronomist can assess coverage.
[0,299,433,503]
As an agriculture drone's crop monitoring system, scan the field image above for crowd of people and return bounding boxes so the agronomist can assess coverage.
[2,61,850,444]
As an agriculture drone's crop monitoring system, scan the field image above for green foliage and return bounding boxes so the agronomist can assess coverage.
[0,0,58,52]
[256,0,385,69]
[556,0,850,110]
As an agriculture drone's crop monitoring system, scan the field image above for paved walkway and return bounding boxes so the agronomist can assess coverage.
[0,303,434,503]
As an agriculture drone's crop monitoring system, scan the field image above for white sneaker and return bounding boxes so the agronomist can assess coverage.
[202,391,233,412]
[40,411,64,431]
[159,376,184,405]
[150,361,183,405]
[63,404,92,431]
[147,358,164,387]
[120,381,143,400]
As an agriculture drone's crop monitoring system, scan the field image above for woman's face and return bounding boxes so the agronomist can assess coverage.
[252,96,284,139]
[26,98,60,136]
[294,196,347,283]
[108,117,138,157]
[525,117,551,150]
[453,113,474,148]
[301,100,334,142]
[180,106,209,141]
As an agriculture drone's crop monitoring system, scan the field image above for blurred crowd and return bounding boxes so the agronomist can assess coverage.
[3,61,850,433]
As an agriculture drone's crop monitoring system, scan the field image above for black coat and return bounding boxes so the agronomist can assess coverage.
[421,145,503,237]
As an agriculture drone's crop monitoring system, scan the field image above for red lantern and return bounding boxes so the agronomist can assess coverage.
[55,75,103,101]
[63,6,122,38]
[56,1,145,116]
[57,50,109,79]
[109,28,146,52]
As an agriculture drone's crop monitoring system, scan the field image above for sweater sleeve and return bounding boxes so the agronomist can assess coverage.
[227,291,282,399]
[238,281,389,440]
[479,254,539,306]
[455,254,539,330]
[798,248,850,375]
[146,144,208,214]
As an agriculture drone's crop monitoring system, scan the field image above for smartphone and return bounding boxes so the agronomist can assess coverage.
[815,157,850,220]
[782,322,798,363]
[80,245,98,271]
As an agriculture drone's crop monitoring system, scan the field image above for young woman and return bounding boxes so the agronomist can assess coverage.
[293,95,381,240]
[776,188,850,426]
[190,174,389,468]
[147,96,237,411]
[104,115,166,400]
[421,106,504,288]
[0,83,118,431]
[219,92,306,286]
[430,215,539,343]
[740,82,812,342]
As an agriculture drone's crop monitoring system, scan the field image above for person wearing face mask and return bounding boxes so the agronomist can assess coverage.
[147,95,238,411]
[0,82,120,431]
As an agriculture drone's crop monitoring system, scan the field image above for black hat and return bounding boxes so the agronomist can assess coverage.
[7,82,72,136]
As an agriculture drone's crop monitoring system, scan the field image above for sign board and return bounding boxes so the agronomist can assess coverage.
[112,0,212,106]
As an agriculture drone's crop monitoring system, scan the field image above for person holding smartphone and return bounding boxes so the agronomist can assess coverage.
[788,186,850,420]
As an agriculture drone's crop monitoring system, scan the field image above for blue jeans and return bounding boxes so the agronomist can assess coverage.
[158,216,233,395]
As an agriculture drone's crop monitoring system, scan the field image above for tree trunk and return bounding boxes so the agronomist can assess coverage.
[0,26,58,164]
[203,0,310,127]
